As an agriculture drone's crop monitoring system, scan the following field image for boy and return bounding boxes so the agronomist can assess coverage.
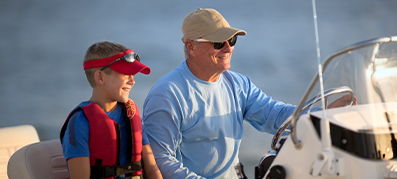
[60,41,162,179]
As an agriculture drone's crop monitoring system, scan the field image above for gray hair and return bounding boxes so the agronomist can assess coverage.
[184,41,201,60]
[184,45,189,60]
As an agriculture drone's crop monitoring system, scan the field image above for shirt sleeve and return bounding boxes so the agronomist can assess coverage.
[62,110,90,160]
[142,123,150,146]
[143,95,206,179]
[240,76,323,134]
[232,72,297,134]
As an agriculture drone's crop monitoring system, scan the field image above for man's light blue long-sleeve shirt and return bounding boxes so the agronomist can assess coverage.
[143,61,296,178]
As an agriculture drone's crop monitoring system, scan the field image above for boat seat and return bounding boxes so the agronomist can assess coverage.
[7,139,69,179]
[0,125,40,179]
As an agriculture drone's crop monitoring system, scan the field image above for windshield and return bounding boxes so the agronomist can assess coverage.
[302,37,397,160]
[307,37,397,133]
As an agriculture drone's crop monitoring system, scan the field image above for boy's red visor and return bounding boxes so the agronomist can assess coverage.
[83,49,151,75]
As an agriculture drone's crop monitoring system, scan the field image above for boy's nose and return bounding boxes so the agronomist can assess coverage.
[127,75,135,84]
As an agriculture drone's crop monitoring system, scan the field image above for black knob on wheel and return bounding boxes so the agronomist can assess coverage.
[266,165,286,179]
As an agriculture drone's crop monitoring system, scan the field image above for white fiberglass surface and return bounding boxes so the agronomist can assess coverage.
[309,102,397,132]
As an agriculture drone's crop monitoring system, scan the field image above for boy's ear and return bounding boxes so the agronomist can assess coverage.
[93,70,105,86]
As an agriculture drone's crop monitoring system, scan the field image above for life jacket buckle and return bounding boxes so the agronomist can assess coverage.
[102,165,116,178]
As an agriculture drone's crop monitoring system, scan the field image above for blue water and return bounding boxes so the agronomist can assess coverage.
[1,0,397,178]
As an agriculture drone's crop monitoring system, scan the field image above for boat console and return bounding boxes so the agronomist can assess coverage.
[255,36,397,179]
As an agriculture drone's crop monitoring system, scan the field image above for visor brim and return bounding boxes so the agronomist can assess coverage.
[109,60,151,75]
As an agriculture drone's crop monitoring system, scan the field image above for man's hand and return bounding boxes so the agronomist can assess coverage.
[328,94,358,109]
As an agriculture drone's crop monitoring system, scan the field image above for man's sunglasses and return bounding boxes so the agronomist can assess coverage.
[195,35,238,50]
[214,35,238,49]
[101,53,140,71]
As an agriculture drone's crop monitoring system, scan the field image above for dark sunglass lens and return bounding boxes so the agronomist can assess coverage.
[135,54,140,62]
[213,42,225,50]
[228,36,237,47]
[213,36,238,49]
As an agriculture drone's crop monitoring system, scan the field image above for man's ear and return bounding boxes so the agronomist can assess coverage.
[185,41,195,56]
[93,70,105,86]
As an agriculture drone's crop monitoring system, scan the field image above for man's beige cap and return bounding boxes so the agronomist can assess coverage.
[182,8,247,43]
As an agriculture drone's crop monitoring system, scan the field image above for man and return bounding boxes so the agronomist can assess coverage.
[143,8,354,178]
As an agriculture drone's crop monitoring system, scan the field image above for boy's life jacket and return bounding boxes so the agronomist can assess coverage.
[60,99,143,179]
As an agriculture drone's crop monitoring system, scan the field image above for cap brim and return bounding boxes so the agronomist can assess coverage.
[202,27,246,42]
[109,60,151,75]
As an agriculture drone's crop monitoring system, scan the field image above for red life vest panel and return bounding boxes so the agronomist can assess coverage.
[60,99,143,178]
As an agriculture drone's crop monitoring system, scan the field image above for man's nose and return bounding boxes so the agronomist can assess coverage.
[221,41,233,52]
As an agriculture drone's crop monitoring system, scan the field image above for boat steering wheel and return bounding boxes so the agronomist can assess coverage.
[271,86,355,150]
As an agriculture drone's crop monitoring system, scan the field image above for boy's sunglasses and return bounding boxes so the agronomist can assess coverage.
[195,35,238,50]
[101,53,140,71]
